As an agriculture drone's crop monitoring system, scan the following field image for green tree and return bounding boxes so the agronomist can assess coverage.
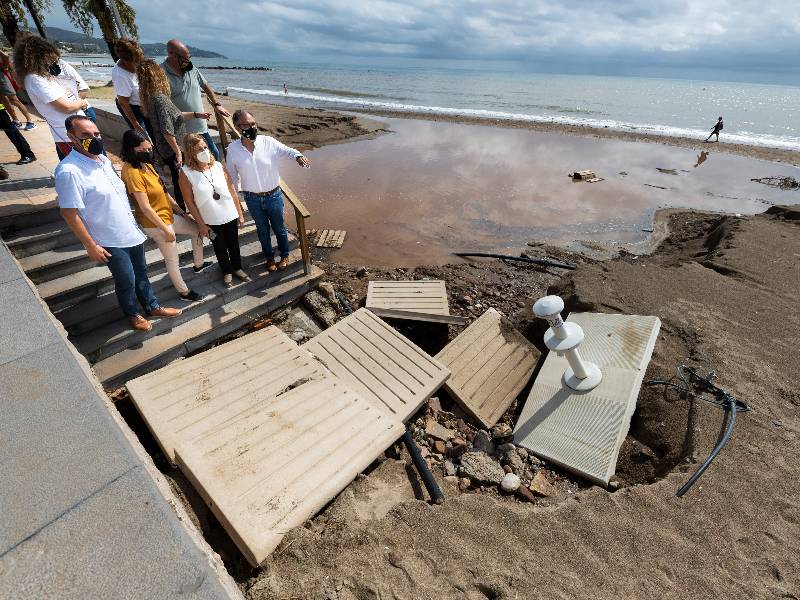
[61,0,137,61]
[0,0,51,47]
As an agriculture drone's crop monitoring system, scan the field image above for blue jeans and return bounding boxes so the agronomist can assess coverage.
[243,189,290,261]
[201,131,221,161]
[105,244,160,317]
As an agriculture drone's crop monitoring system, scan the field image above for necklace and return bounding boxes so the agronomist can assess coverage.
[200,167,221,200]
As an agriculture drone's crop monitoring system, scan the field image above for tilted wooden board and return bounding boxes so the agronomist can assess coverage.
[514,312,661,485]
[435,308,540,428]
[308,229,347,248]
[303,308,450,422]
[175,377,404,566]
[366,280,450,316]
[126,326,327,463]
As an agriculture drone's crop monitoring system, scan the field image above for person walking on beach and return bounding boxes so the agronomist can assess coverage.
[283,83,287,95]
[226,109,310,271]
[120,129,208,303]
[0,50,36,130]
[0,101,36,164]
[705,117,723,142]
[137,59,211,210]
[55,115,182,332]
[112,39,154,139]
[161,39,230,161]
[179,133,248,289]
[13,34,89,159]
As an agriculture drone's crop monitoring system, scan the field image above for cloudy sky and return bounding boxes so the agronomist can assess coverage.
[40,0,800,81]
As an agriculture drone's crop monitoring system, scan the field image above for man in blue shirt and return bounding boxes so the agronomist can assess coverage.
[55,115,182,332]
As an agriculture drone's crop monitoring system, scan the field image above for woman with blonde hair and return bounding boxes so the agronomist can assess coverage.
[179,133,249,288]
[13,33,88,159]
[137,58,210,209]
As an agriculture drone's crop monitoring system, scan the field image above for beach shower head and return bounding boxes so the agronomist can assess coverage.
[533,295,602,391]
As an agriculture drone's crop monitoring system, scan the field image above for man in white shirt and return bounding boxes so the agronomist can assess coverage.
[226,109,310,271]
[55,115,181,332]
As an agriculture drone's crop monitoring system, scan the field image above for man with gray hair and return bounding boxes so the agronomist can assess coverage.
[226,109,310,271]
[161,39,229,160]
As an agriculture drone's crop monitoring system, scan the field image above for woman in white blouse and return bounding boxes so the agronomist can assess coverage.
[179,133,249,288]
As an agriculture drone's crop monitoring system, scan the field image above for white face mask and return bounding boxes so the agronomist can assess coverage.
[196,149,212,164]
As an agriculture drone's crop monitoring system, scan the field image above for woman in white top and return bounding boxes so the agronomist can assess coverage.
[111,39,153,139]
[13,34,88,159]
[179,133,249,288]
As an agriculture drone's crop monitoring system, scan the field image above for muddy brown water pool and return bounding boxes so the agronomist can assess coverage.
[279,117,799,267]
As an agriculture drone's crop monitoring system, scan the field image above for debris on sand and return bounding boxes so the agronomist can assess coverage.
[750,176,799,190]
[459,451,505,485]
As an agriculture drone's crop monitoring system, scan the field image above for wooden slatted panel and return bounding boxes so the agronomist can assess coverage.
[175,377,404,566]
[303,308,450,422]
[311,229,347,248]
[514,312,661,485]
[126,326,327,463]
[366,280,450,316]
[435,308,540,428]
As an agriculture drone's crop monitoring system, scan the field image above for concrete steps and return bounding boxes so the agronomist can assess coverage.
[3,201,322,388]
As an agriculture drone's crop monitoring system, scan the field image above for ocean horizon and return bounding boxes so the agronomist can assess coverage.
[71,54,800,152]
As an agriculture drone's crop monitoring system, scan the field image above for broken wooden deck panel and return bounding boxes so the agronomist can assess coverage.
[308,229,347,248]
[303,308,450,422]
[435,308,540,428]
[175,376,404,566]
[366,280,450,317]
[367,307,468,326]
[514,312,661,486]
[126,326,327,463]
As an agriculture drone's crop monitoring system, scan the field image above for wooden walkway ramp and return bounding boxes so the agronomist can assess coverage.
[435,308,540,428]
[303,308,450,422]
[514,312,661,485]
[127,326,404,565]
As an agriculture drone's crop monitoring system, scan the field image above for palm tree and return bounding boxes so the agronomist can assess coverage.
[0,0,50,46]
[61,0,137,61]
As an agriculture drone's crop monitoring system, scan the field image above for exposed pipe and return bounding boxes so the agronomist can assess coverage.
[402,430,444,504]
[452,252,576,270]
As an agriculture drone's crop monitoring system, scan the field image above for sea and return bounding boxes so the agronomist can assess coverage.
[71,56,800,151]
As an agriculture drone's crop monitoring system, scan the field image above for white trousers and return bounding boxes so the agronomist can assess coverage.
[143,215,204,295]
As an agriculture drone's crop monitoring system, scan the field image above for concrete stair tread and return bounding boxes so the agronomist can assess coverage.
[55,236,290,333]
[38,222,270,300]
[73,248,307,361]
[21,220,259,277]
[92,264,324,386]
[5,220,69,246]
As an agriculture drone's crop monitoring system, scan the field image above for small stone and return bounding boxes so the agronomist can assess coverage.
[419,446,430,459]
[443,475,459,485]
[449,438,467,457]
[497,443,515,455]
[515,485,537,503]
[425,419,455,442]
[356,267,369,277]
[459,451,505,485]
[530,471,556,497]
[503,464,512,474]
[433,440,446,454]
[428,397,442,413]
[318,281,337,303]
[500,473,521,493]
[443,460,456,477]
[491,423,513,440]
[459,295,473,305]
[472,430,495,454]
[502,451,526,475]
[288,330,306,343]
[459,477,471,491]
[517,447,529,460]
[608,480,621,491]
[528,454,543,466]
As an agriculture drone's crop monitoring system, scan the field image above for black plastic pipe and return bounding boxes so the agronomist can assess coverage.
[452,252,576,270]
[402,430,445,504]
[676,397,737,497]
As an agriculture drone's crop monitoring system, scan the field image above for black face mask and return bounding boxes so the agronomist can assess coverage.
[77,136,104,156]
[135,150,154,164]
[241,125,258,140]
[180,60,194,73]
[48,61,62,76]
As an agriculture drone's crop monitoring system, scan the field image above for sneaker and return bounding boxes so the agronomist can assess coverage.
[149,306,182,318]
[24,122,36,130]
[179,289,203,302]
[277,257,289,270]
[223,273,233,288]
[12,121,22,129]
[233,269,252,282]
[129,314,152,332]
[193,260,212,273]
[16,155,36,165]
[266,259,277,272]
